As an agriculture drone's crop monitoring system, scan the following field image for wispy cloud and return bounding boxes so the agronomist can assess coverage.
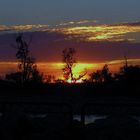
[0,24,49,32]
[0,21,140,42]
[0,20,97,32]
[53,22,140,42]
[57,20,98,27]
[113,21,140,26]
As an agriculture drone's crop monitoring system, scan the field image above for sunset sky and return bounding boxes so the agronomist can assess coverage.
[0,0,140,79]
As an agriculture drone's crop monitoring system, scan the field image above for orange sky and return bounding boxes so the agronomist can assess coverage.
[0,59,140,80]
[0,21,140,80]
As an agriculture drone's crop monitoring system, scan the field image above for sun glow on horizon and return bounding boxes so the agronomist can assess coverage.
[0,59,140,81]
[67,79,83,84]
[48,62,98,81]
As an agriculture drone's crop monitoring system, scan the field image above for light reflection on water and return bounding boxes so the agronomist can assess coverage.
[27,114,108,124]
[1,112,140,125]
[76,115,140,125]
[26,114,108,124]
[74,115,107,124]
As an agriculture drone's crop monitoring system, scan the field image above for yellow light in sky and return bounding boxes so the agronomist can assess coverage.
[45,62,98,80]
[67,79,83,84]
[0,59,140,81]
[53,24,140,42]
[72,63,98,78]
[1,21,140,42]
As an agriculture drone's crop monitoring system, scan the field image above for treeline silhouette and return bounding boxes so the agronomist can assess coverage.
[0,34,140,95]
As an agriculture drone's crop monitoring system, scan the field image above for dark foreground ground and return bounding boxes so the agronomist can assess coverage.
[0,82,140,139]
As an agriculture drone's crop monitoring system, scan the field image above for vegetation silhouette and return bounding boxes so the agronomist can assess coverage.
[5,33,43,86]
[44,75,55,83]
[115,64,140,84]
[62,48,76,82]
[89,64,113,83]
[62,48,86,83]
[0,34,139,96]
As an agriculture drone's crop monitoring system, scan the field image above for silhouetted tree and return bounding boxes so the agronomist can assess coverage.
[15,34,35,83]
[62,48,76,82]
[62,48,86,83]
[30,65,44,83]
[73,71,87,83]
[114,56,140,83]
[6,33,43,84]
[101,64,112,82]
[116,65,140,83]
[5,72,22,83]
[44,75,55,83]
[89,64,113,83]
[89,70,102,83]
[124,55,128,68]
